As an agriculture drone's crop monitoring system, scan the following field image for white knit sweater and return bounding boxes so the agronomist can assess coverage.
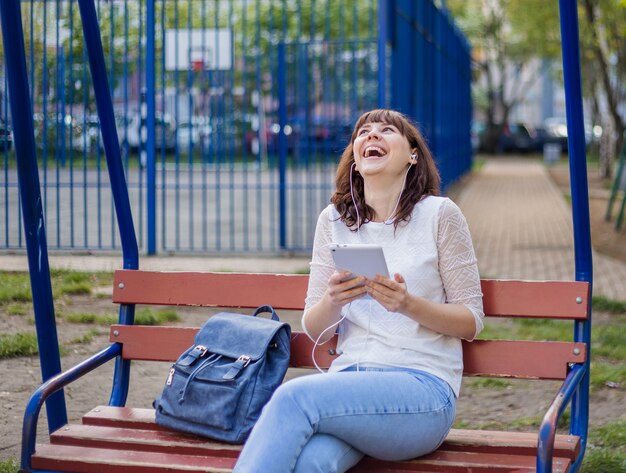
[302,196,484,397]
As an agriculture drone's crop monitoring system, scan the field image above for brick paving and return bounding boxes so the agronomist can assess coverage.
[1,157,625,300]
[456,157,626,300]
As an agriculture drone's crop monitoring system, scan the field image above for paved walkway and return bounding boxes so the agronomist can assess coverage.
[1,157,625,299]
[456,158,626,299]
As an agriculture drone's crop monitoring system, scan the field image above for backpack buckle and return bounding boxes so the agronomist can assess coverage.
[237,355,251,367]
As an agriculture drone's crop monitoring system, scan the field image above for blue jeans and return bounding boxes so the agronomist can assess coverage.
[233,367,456,473]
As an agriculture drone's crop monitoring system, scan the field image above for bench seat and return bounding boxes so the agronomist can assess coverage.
[22,272,589,473]
[35,406,576,472]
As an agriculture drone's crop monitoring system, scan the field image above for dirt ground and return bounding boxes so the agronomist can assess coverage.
[1,160,625,463]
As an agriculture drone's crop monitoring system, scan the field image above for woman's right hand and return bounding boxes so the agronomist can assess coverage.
[325,271,367,307]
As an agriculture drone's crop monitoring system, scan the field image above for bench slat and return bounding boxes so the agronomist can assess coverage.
[32,444,235,473]
[33,440,572,473]
[113,270,309,310]
[113,270,589,320]
[110,325,586,379]
[78,406,579,460]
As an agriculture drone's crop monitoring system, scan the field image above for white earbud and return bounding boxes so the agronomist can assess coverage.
[409,153,417,162]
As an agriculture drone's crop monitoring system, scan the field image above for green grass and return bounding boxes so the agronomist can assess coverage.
[6,303,28,316]
[478,318,571,341]
[466,378,512,389]
[589,362,626,390]
[0,459,18,473]
[61,308,179,326]
[582,420,626,472]
[0,332,39,358]
[68,329,102,345]
[593,318,626,359]
[62,312,117,325]
[0,270,115,305]
[593,295,626,314]
[0,273,32,304]
[134,308,180,325]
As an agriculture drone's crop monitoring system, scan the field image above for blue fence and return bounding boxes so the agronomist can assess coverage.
[0,0,472,255]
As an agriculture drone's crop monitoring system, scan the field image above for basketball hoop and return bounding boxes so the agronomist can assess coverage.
[192,60,204,72]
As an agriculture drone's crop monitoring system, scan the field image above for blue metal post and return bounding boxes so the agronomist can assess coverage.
[78,0,139,406]
[78,0,138,270]
[377,0,389,108]
[278,43,288,249]
[146,0,157,255]
[557,1,593,471]
[0,0,68,432]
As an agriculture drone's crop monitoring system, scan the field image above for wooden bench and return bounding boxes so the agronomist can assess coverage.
[22,270,590,473]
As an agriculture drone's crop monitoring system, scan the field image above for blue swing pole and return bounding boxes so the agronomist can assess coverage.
[77,0,139,407]
[0,0,68,432]
[539,2,594,472]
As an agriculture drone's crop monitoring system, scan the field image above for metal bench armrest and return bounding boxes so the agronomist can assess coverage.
[21,344,122,472]
[537,363,587,472]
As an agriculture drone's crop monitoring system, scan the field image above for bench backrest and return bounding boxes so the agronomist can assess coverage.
[111,270,589,380]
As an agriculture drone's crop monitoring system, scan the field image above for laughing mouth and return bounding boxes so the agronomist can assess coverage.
[363,146,386,158]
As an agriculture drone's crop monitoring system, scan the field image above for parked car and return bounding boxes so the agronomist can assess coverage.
[536,116,602,153]
[114,112,177,153]
[538,117,569,152]
[176,116,212,151]
[471,121,486,152]
[33,112,83,153]
[498,122,541,153]
[0,118,13,151]
[71,114,101,153]
[472,121,540,153]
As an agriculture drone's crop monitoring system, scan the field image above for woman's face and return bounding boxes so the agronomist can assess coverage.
[352,121,413,178]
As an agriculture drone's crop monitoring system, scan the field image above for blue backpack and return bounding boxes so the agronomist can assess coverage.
[154,305,291,443]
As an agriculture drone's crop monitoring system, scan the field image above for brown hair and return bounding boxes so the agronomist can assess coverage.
[331,109,440,230]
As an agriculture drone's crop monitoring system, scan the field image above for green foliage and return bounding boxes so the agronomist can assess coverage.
[0,459,18,473]
[0,273,33,304]
[69,329,102,345]
[0,270,115,305]
[593,295,626,314]
[135,308,180,326]
[589,420,626,451]
[593,319,626,359]
[467,378,512,389]
[55,281,92,297]
[0,332,39,359]
[62,308,179,326]
[6,303,29,316]
[62,312,117,326]
[589,362,626,390]
[477,318,570,341]
[581,450,626,473]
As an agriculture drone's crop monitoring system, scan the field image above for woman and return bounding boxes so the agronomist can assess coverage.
[233,109,484,473]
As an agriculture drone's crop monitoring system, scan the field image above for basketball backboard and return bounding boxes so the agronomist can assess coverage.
[165,29,232,71]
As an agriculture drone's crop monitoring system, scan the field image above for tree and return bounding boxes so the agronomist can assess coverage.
[580,0,625,178]
[448,0,561,153]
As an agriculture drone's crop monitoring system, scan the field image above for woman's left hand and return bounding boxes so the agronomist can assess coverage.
[365,273,410,313]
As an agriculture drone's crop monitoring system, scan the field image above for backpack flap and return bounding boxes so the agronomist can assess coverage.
[194,311,289,363]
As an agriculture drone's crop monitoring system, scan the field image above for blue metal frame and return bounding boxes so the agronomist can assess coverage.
[0,0,67,434]
[20,345,122,471]
[3,0,593,472]
[388,0,473,191]
[534,2,595,472]
[77,0,139,408]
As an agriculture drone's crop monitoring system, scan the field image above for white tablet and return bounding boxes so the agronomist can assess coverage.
[330,244,390,279]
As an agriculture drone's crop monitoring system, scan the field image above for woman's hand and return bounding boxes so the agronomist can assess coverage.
[325,271,367,307]
[365,273,410,313]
